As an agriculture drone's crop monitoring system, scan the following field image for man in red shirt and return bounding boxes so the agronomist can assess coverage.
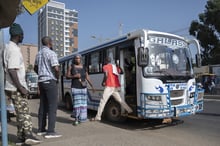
[92,57,132,121]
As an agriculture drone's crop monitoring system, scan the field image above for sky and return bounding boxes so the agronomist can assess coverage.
[3,0,208,51]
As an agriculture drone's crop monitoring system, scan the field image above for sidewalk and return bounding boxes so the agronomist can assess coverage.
[3,99,99,146]
[204,94,220,100]
[3,99,76,146]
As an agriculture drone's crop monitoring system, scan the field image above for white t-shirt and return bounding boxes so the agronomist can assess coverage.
[4,41,28,91]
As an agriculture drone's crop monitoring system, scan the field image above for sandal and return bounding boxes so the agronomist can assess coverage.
[90,117,101,122]
[72,120,79,126]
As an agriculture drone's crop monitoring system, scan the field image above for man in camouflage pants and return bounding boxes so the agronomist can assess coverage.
[3,23,41,145]
[5,92,32,138]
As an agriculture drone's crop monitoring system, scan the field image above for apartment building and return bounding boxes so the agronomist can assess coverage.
[20,44,38,71]
[38,0,78,57]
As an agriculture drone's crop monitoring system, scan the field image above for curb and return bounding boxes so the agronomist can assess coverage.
[204,94,220,100]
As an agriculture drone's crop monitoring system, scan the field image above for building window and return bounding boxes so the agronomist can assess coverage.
[72,29,78,36]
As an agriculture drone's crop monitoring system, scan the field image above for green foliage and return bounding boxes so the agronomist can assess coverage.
[189,0,220,65]
[18,1,25,15]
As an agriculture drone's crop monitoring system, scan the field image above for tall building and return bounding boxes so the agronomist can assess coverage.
[38,0,78,57]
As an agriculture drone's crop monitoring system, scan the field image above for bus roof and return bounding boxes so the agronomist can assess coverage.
[59,29,187,63]
[80,36,127,54]
[59,32,129,63]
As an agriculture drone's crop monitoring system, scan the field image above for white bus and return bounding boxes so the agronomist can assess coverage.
[58,29,204,122]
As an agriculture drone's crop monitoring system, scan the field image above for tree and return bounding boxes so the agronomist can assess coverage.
[189,0,220,65]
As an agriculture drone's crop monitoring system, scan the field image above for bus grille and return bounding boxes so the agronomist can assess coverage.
[171,99,183,105]
[170,90,184,98]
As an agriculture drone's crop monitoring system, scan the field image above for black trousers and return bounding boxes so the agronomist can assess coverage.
[38,80,58,133]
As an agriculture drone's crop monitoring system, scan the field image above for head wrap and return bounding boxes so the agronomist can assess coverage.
[72,54,82,64]
[74,54,81,58]
[9,23,23,36]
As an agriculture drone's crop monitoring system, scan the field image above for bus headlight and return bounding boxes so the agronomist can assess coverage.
[146,95,162,101]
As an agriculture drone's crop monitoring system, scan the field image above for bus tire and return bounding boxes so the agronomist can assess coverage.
[104,99,127,123]
[65,94,73,110]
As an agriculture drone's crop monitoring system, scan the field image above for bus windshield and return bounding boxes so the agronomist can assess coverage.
[143,44,193,77]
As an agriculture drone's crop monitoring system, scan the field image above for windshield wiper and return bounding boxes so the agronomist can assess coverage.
[155,69,187,78]
[154,69,173,75]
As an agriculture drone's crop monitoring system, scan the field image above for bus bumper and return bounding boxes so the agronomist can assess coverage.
[174,101,203,117]
[138,101,203,119]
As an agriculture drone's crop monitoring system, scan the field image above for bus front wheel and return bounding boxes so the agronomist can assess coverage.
[104,99,127,123]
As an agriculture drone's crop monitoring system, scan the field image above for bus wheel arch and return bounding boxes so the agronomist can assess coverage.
[64,93,73,110]
[104,97,127,123]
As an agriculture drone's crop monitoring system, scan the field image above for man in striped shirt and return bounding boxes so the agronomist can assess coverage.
[34,36,61,139]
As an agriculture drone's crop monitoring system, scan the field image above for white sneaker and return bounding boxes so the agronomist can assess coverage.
[25,137,41,145]
[44,132,62,139]
[37,131,47,136]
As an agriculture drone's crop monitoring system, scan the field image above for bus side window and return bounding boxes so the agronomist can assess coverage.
[61,62,65,76]
[64,60,71,76]
[106,47,116,64]
[90,51,100,73]
[82,55,86,66]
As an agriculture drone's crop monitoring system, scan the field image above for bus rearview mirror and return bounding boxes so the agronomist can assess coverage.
[195,54,201,67]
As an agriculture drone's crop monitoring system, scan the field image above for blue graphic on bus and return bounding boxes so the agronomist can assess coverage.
[155,85,164,93]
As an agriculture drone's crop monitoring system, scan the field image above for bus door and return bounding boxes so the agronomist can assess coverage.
[121,47,137,115]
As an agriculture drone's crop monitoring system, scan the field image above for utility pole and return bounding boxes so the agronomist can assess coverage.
[0,29,8,146]
[119,23,123,36]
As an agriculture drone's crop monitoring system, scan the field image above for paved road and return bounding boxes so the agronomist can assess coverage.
[6,97,220,146]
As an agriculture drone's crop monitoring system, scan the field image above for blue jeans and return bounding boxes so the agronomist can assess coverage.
[38,80,58,133]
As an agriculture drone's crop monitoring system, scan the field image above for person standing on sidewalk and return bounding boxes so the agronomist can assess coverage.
[34,36,61,139]
[91,57,133,121]
[3,23,41,145]
[66,54,94,125]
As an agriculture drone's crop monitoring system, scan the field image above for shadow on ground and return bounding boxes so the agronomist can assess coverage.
[58,105,184,131]
[100,118,184,131]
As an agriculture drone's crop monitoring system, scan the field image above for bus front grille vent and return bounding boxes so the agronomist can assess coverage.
[170,90,184,98]
[171,99,183,105]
